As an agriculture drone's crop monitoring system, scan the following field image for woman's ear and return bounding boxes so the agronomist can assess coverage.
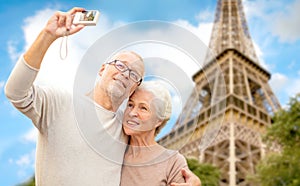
[154,120,163,128]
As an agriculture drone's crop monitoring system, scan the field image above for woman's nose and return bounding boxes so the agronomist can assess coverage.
[129,108,138,117]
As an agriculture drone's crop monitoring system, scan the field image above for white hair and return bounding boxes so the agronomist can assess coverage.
[136,81,172,135]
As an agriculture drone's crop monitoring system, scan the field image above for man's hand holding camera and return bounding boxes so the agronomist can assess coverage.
[44,7,86,40]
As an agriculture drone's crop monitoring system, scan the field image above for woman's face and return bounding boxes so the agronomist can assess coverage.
[122,89,161,136]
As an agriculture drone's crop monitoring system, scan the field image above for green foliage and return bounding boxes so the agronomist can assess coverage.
[186,158,220,186]
[250,94,300,186]
[265,94,300,148]
[16,176,35,186]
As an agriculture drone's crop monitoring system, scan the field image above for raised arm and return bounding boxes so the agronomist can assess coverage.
[25,7,85,69]
[5,7,86,98]
[4,7,86,130]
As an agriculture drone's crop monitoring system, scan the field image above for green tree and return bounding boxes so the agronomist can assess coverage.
[249,94,300,186]
[16,176,35,186]
[186,158,220,186]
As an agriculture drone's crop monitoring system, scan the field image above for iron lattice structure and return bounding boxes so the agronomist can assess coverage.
[158,0,281,185]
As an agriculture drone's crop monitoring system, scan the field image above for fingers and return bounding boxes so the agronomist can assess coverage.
[67,7,85,15]
[59,7,85,31]
[51,7,85,36]
[66,7,85,30]
[181,168,191,179]
[57,12,67,28]
[68,24,85,35]
[170,168,197,186]
[181,168,201,186]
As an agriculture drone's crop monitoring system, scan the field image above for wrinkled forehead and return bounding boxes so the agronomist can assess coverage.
[112,52,144,73]
[130,89,156,106]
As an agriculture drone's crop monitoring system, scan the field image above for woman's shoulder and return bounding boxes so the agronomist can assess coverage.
[159,148,187,164]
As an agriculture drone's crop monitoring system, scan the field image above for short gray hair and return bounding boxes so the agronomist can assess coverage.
[136,81,172,136]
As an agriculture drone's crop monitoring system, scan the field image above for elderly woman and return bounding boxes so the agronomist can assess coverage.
[121,81,189,185]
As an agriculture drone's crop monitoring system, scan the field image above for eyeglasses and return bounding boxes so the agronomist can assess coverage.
[107,60,143,85]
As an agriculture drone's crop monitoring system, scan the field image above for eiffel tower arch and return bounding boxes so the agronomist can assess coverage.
[158,0,281,185]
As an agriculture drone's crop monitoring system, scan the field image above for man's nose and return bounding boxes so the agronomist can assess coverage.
[121,70,130,79]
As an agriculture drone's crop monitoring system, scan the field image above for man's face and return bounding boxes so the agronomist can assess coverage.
[99,52,144,101]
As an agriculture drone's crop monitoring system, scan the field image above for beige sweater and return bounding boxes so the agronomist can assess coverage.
[121,145,188,186]
[5,56,128,186]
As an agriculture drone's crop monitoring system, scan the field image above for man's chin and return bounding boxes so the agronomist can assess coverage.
[108,85,127,100]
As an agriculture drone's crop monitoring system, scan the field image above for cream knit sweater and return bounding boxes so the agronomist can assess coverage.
[5,56,127,186]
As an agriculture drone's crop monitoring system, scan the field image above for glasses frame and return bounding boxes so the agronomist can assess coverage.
[107,60,143,85]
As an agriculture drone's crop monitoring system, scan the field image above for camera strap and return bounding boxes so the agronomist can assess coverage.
[59,30,69,60]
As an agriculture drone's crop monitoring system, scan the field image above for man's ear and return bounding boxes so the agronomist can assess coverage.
[98,64,106,76]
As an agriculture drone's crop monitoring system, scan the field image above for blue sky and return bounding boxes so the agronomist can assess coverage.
[1,0,300,185]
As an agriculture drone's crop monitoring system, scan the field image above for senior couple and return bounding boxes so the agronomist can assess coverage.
[5,7,201,186]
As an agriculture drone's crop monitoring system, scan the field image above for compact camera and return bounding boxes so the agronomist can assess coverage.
[73,10,100,26]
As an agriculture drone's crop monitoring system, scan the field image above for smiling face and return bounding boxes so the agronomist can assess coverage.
[122,89,162,138]
[98,51,144,101]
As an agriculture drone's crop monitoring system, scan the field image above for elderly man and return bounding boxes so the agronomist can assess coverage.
[5,7,200,186]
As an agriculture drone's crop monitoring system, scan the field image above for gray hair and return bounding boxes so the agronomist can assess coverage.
[136,81,172,136]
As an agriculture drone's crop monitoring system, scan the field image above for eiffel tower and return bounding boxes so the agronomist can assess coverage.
[158,0,281,185]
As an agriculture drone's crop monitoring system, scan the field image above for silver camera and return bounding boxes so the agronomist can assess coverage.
[73,10,100,26]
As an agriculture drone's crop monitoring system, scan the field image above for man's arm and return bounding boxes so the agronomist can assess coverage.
[5,7,86,99]
[171,168,201,186]
[4,7,86,129]
[25,7,85,69]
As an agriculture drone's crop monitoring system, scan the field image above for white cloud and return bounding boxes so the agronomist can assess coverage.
[195,9,214,22]
[252,42,269,69]
[243,0,269,19]
[243,0,285,21]
[7,41,22,63]
[12,150,35,167]
[243,0,300,43]
[12,150,36,179]
[287,78,300,97]
[22,128,38,143]
[270,72,300,105]
[22,8,59,50]
[269,73,288,93]
[16,154,31,167]
[271,0,300,43]
[173,19,212,46]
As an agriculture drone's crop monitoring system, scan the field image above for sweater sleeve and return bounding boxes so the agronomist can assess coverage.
[167,153,189,184]
[5,55,39,101]
[5,55,69,133]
